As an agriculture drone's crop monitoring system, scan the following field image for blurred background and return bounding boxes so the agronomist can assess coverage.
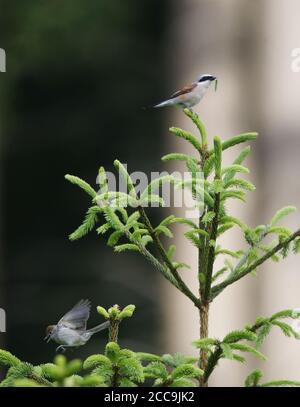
[0,0,300,386]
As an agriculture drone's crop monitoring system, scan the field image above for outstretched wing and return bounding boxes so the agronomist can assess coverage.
[57,299,91,330]
[170,82,197,99]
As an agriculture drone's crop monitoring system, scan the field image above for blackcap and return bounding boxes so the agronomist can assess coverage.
[44,299,109,352]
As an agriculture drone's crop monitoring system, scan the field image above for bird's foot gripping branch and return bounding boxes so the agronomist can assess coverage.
[2,109,300,387]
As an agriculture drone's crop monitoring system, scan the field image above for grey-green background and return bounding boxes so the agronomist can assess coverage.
[0,0,169,366]
[1,0,300,386]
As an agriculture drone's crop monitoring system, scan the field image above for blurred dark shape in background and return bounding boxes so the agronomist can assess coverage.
[0,0,168,366]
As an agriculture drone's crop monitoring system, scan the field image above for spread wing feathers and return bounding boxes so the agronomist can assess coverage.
[170,82,197,99]
[57,299,91,330]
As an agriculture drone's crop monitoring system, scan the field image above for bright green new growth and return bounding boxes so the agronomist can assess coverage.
[97,304,136,343]
[0,337,203,387]
[61,108,300,386]
[245,369,300,387]
[1,109,300,387]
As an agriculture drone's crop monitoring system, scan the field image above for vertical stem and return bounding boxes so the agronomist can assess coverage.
[203,193,220,300]
[184,109,213,386]
[198,135,221,386]
[199,303,209,387]
[109,320,119,343]
[198,128,209,386]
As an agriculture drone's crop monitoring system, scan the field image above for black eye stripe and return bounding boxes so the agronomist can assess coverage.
[199,75,215,82]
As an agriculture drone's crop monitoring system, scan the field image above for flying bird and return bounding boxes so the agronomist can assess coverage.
[44,299,109,352]
[154,74,217,109]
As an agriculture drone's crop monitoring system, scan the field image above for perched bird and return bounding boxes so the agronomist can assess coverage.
[154,74,217,109]
[44,299,110,352]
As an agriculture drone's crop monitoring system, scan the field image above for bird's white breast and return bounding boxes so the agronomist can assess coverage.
[192,81,211,101]
[177,81,211,107]
[55,326,85,346]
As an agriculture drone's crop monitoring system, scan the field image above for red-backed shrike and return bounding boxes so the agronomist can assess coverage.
[154,74,217,109]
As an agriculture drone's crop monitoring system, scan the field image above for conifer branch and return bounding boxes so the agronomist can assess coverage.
[137,206,202,309]
[203,319,267,383]
[203,137,222,301]
[183,108,207,149]
[169,127,202,153]
[203,195,220,300]
[135,239,180,289]
[211,228,300,299]
[217,226,269,291]
[63,110,300,388]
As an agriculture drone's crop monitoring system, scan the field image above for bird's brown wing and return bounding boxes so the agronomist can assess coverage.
[170,82,197,99]
[57,299,91,330]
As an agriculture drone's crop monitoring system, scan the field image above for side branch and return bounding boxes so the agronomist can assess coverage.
[211,228,300,299]
[138,206,202,309]
[203,318,268,383]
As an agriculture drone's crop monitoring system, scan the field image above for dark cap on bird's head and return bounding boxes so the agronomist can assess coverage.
[198,74,217,83]
[44,325,55,342]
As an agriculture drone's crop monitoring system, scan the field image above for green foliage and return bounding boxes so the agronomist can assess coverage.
[161,152,198,164]
[65,174,97,198]
[42,355,82,384]
[50,109,300,386]
[84,342,145,387]
[223,146,251,183]
[245,369,300,387]
[251,309,300,348]
[244,369,263,387]
[119,304,136,319]
[270,206,296,227]
[255,323,272,348]
[200,329,267,367]
[0,354,84,387]
[0,340,204,388]
[65,110,299,307]
[193,338,218,350]
[0,362,51,387]
[136,352,161,363]
[113,160,136,197]
[97,304,135,322]
[223,330,257,343]
[213,137,222,178]
[228,343,266,360]
[143,353,202,387]
[69,206,102,241]
[161,353,198,367]
[221,133,258,151]
[196,308,300,385]
[183,108,207,146]
[0,349,21,367]
[169,127,202,153]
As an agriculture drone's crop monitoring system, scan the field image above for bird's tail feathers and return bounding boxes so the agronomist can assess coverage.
[142,99,171,109]
[153,99,173,108]
[87,321,110,334]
